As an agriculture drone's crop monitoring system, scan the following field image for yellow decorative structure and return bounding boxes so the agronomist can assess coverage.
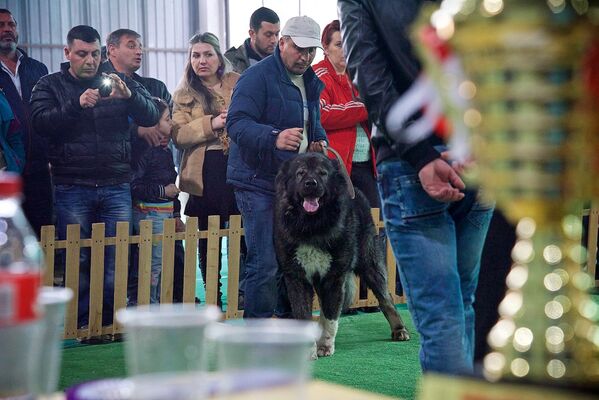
[416,0,599,389]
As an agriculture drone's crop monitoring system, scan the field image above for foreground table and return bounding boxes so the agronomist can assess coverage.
[41,380,399,400]
[419,373,599,400]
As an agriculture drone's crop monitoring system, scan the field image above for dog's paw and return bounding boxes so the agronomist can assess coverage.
[309,343,318,360]
[392,327,410,341]
[317,342,335,357]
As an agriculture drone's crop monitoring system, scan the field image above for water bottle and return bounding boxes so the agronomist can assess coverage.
[0,172,43,399]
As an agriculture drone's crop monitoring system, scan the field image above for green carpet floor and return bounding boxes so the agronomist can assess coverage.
[59,305,420,399]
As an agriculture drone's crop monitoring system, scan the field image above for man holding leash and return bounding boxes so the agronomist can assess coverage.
[226,15,327,318]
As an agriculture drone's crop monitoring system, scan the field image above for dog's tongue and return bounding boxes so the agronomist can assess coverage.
[303,197,320,213]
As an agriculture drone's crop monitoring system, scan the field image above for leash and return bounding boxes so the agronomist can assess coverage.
[325,146,356,199]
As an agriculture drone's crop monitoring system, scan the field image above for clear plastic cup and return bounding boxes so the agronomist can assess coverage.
[205,319,321,399]
[116,304,221,376]
[33,286,73,395]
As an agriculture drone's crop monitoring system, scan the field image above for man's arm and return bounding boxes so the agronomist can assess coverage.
[226,71,279,152]
[124,77,160,128]
[339,0,464,202]
[132,80,173,146]
[30,77,85,137]
[339,0,439,171]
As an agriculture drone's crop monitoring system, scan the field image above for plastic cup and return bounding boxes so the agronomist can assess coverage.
[204,319,321,399]
[34,286,73,395]
[116,304,221,376]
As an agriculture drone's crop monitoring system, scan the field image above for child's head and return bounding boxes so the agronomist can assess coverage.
[154,97,172,140]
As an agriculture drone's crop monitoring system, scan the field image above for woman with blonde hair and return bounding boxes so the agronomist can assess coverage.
[172,32,240,306]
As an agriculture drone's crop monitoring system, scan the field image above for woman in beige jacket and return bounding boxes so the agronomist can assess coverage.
[172,32,240,306]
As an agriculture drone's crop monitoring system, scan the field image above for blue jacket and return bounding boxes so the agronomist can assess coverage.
[0,90,25,172]
[226,46,327,194]
[0,49,48,175]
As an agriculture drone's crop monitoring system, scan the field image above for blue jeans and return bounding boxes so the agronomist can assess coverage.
[377,159,493,375]
[54,183,132,328]
[132,206,173,304]
[234,189,288,318]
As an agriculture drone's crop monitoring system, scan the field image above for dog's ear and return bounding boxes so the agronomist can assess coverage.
[275,158,293,195]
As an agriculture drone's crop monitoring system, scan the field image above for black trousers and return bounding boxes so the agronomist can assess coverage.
[22,168,53,239]
[185,151,246,304]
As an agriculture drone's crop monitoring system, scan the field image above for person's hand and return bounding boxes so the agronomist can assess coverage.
[418,158,465,202]
[440,151,474,176]
[211,111,227,131]
[275,127,304,151]
[104,73,131,99]
[79,88,101,109]
[175,217,186,233]
[164,183,180,198]
[308,140,327,154]
[138,126,162,147]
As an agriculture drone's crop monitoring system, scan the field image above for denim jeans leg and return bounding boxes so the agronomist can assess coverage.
[148,211,171,304]
[234,190,279,318]
[454,196,494,363]
[54,184,95,328]
[377,160,487,375]
[98,183,132,325]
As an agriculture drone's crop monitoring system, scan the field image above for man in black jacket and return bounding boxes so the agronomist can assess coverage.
[30,25,159,333]
[0,8,51,238]
[105,28,186,304]
[339,0,493,375]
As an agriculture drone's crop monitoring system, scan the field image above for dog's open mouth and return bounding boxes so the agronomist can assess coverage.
[303,197,320,213]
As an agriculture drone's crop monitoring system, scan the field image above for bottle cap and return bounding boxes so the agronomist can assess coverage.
[0,172,22,197]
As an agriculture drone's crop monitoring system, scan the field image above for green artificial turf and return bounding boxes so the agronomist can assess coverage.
[59,305,420,399]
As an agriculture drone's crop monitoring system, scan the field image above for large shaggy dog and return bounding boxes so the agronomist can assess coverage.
[274,152,409,358]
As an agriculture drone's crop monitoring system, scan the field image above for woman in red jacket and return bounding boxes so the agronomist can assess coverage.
[313,20,379,209]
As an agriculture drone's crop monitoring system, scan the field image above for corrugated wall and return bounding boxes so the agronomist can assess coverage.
[0,0,202,93]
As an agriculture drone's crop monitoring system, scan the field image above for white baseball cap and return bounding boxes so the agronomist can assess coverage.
[281,16,322,49]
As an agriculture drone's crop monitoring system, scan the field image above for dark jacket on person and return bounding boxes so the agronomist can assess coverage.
[226,45,327,195]
[131,140,178,204]
[224,38,264,74]
[0,90,24,172]
[29,61,159,186]
[338,0,443,171]
[102,60,181,213]
[0,48,49,175]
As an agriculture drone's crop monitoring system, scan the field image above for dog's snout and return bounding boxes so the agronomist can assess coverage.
[304,179,317,189]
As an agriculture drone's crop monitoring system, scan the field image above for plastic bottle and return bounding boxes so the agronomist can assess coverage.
[0,172,43,399]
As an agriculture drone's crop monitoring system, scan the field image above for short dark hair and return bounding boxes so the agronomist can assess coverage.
[106,28,141,56]
[249,7,279,32]
[0,9,13,16]
[67,25,101,46]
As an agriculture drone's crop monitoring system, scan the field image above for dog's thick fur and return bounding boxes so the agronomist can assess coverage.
[274,152,409,358]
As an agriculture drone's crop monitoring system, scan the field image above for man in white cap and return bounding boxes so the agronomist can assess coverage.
[226,16,328,318]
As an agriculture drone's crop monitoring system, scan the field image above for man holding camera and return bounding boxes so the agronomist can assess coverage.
[30,25,159,338]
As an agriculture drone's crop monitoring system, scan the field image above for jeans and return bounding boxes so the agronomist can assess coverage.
[132,206,173,304]
[377,159,493,375]
[234,189,288,318]
[54,183,132,328]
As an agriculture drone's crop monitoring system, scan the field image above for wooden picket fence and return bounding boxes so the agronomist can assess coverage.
[39,210,404,340]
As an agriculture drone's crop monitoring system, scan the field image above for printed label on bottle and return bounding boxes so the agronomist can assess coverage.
[0,271,41,326]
